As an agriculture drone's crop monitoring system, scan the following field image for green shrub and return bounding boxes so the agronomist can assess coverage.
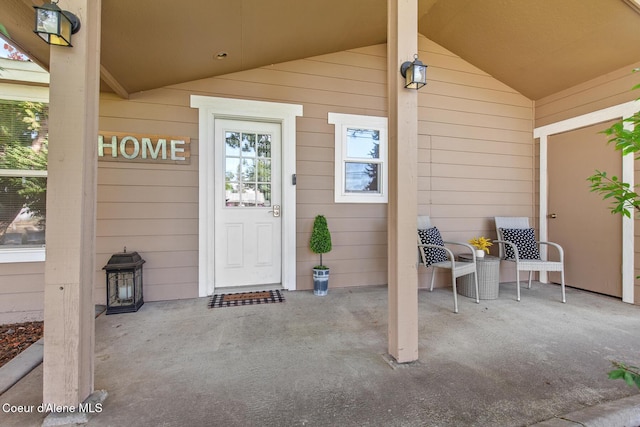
[310,215,332,269]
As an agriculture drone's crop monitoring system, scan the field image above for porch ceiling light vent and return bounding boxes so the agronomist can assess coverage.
[400,54,428,90]
[33,1,81,47]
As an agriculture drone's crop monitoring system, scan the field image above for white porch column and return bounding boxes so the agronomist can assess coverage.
[43,0,101,405]
[387,0,419,363]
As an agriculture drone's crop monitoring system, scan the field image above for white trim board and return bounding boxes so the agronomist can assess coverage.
[190,95,303,297]
[0,247,45,263]
[328,112,389,204]
[535,100,640,304]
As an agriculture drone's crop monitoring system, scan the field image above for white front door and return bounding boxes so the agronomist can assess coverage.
[214,119,282,287]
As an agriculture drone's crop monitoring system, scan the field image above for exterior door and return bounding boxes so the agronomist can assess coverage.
[214,119,282,288]
[547,120,622,297]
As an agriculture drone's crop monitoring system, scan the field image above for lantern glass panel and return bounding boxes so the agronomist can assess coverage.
[107,270,135,307]
[119,271,134,301]
[54,16,72,45]
[34,7,73,46]
[412,65,426,85]
[134,268,143,302]
[35,9,60,35]
[404,62,427,89]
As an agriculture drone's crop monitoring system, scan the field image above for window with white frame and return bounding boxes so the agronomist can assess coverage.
[0,98,48,263]
[328,113,388,203]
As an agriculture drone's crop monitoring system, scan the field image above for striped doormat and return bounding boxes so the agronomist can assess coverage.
[208,289,285,308]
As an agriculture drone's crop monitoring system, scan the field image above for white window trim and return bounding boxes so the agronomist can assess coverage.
[328,112,388,203]
[0,247,45,263]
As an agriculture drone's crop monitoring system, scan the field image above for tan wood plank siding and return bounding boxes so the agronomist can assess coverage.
[96,88,199,304]
[417,37,534,285]
[1,36,538,313]
[0,293,44,323]
[1,273,45,293]
[97,44,392,297]
[0,262,44,322]
[535,61,640,304]
[535,60,640,127]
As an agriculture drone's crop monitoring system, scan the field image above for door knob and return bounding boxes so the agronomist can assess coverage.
[268,205,281,217]
[548,213,557,219]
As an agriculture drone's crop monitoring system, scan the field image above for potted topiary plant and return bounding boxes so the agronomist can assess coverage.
[310,214,332,296]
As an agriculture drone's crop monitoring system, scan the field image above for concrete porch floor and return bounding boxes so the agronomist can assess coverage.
[1,282,640,426]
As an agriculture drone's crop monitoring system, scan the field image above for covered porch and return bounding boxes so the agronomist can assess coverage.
[1,0,640,414]
[3,282,640,426]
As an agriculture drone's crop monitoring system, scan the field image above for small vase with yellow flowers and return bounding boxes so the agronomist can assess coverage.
[468,236,493,258]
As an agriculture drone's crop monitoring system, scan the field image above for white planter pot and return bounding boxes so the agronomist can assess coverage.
[475,249,485,258]
[313,268,329,296]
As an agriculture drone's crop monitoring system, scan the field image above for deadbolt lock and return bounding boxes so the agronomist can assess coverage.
[269,205,281,217]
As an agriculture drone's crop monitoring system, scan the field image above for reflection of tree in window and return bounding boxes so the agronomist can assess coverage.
[364,142,379,191]
[225,171,234,191]
[345,128,380,193]
[242,133,256,155]
[257,134,271,157]
[242,159,256,181]
[347,128,379,158]
[225,132,240,152]
[0,101,48,245]
[224,131,272,207]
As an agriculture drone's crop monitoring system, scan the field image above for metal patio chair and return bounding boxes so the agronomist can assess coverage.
[417,216,479,313]
[494,216,566,303]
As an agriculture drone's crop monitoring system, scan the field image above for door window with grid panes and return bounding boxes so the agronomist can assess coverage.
[224,131,273,207]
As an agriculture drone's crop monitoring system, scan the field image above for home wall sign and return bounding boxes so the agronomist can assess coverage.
[98,132,191,164]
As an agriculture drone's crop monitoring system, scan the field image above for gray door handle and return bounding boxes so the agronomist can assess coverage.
[268,205,281,217]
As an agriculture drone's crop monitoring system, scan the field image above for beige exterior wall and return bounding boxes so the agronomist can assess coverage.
[0,262,44,323]
[1,36,537,319]
[417,37,534,285]
[535,61,640,127]
[534,60,640,304]
[96,95,199,302]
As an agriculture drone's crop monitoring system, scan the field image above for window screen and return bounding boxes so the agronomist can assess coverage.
[0,100,48,247]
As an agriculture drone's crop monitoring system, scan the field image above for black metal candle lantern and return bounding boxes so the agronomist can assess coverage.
[103,247,145,314]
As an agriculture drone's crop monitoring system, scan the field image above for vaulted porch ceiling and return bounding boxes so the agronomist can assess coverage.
[2,0,640,100]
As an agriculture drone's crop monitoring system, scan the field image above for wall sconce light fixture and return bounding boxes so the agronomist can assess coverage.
[33,1,81,47]
[400,55,428,90]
